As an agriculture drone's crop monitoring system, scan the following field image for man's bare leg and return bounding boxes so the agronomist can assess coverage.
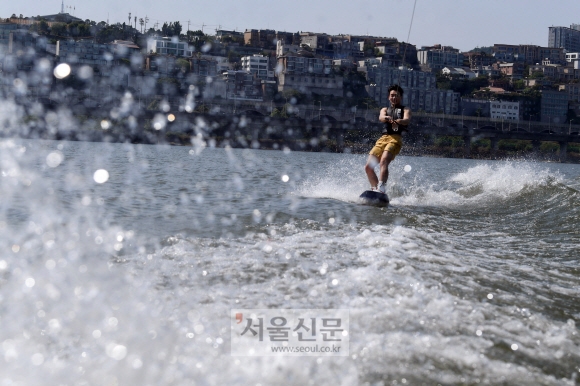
[364,154,380,188]
[378,151,394,190]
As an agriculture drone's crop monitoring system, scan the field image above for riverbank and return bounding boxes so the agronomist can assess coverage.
[165,130,580,164]
[5,107,580,164]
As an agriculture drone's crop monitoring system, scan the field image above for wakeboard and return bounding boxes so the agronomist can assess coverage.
[359,190,389,207]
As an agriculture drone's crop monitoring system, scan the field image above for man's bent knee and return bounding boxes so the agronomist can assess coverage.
[366,156,379,169]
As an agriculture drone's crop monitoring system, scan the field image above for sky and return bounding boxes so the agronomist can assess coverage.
[2,0,580,52]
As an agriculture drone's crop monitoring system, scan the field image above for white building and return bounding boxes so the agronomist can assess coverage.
[565,52,579,62]
[147,37,193,57]
[490,100,520,121]
[240,54,275,81]
[565,52,580,69]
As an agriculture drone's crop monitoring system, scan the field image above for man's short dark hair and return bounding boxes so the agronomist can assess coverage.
[388,84,404,96]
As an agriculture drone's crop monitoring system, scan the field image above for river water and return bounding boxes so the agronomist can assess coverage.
[1,138,579,385]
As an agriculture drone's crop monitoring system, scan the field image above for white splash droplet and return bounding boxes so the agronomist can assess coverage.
[93,169,109,184]
[53,63,71,79]
[46,151,63,168]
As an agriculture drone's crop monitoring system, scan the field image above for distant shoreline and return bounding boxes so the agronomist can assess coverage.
[4,111,579,164]
[164,133,580,165]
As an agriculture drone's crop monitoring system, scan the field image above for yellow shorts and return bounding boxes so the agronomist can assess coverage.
[369,134,403,159]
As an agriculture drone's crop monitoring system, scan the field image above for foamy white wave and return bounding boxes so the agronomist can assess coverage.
[295,156,413,203]
[393,162,562,207]
[1,137,578,384]
[125,223,577,385]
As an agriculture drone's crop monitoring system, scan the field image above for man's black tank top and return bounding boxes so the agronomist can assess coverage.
[382,105,408,135]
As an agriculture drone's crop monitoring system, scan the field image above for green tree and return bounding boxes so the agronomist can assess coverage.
[227,49,240,63]
[513,79,525,90]
[270,108,282,118]
[343,70,368,100]
[162,21,182,37]
[467,46,493,54]
[188,30,212,51]
[221,35,244,45]
[362,40,374,55]
[280,88,307,105]
[176,58,190,72]
[51,23,68,37]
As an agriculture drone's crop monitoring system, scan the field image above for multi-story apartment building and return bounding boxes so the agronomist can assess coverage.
[464,51,495,69]
[145,55,177,74]
[199,55,231,73]
[57,40,111,65]
[324,38,359,60]
[145,55,217,77]
[300,33,329,48]
[467,94,540,121]
[299,33,401,60]
[55,39,139,66]
[360,40,417,66]
[276,53,343,97]
[392,42,418,67]
[529,63,579,81]
[417,44,463,72]
[244,30,299,48]
[549,25,580,53]
[493,62,525,80]
[365,64,459,114]
[493,44,565,65]
[0,22,18,52]
[190,57,218,77]
[276,40,300,58]
[541,89,569,124]
[0,24,52,59]
[490,100,520,121]
[221,70,262,100]
[460,98,491,118]
[559,83,580,103]
[375,45,400,67]
[146,37,193,57]
[244,29,273,48]
[240,54,275,81]
[278,53,334,75]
